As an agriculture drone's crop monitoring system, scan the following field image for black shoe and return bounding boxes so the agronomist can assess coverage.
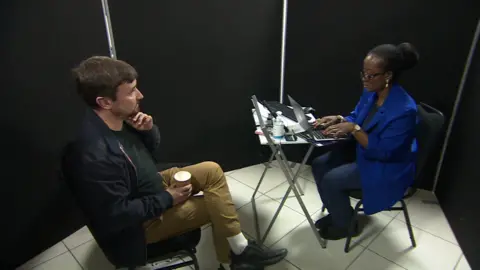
[319,223,359,240]
[231,240,287,268]
[315,214,332,230]
[229,264,264,270]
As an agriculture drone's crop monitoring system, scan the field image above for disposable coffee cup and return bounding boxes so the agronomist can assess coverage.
[174,171,191,187]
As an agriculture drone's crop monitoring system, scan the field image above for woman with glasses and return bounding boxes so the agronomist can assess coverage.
[311,43,419,240]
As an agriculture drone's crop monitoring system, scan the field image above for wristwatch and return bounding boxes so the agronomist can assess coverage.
[351,124,361,134]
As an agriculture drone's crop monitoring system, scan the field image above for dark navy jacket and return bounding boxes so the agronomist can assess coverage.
[62,109,173,267]
[345,84,417,214]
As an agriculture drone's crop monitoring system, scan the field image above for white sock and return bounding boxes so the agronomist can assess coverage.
[227,232,249,255]
[221,263,231,270]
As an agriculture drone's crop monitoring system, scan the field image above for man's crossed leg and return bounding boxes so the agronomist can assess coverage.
[143,162,287,269]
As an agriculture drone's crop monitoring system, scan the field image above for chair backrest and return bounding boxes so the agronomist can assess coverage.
[413,103,445,188]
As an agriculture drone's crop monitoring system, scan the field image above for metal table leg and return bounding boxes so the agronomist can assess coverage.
[251,144,305,243]
[261,145,326,248]
[251,149,277,241]
[252,144,326,248]
[277,145,304,196]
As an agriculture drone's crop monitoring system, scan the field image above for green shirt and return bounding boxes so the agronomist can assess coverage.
[113,127,164,196]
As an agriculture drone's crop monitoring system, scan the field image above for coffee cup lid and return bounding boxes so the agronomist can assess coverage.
[174,171,191,181]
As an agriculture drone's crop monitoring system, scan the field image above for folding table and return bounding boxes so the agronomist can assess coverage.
[250,96,327,248]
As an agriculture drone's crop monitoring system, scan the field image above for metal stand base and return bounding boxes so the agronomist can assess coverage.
[251,144,326,248]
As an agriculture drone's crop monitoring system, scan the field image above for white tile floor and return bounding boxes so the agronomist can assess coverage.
[19,163,471,270]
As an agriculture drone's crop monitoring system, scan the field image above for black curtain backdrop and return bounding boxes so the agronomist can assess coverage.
[436,39,480,269]
[0,0,108,267]
[284,0,480,190]
[4,0,479,267]
[108,0,283,171]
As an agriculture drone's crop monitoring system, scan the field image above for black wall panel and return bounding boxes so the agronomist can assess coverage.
[436,40,480,269]
[284,1,480,189]
[108,1,283,170]
[0,0,108,267]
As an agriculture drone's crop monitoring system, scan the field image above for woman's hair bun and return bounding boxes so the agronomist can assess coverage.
[396,42,419,71]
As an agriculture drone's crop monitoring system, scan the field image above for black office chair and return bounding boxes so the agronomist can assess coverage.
[320,102,445,253]
[60,153,202,270]
[123,228,201,270]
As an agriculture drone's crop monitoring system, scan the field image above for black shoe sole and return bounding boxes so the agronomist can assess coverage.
[315,215,333,230]
[231,264,264,270]
[319,223,360,240]
[261,250,288,266]
[232,250,287,268]
[319,230,349,240]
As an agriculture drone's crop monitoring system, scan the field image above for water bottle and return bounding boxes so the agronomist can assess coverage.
[266,113,274,128]
[272,111,285,139]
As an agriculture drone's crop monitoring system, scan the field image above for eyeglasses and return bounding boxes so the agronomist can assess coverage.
[360,71,385,81]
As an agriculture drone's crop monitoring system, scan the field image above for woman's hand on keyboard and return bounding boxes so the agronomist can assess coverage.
[314,115,341,128]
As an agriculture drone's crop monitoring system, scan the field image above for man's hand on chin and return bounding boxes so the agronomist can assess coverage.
[126,112,154,131]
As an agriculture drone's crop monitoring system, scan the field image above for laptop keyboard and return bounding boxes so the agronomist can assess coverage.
[297,130,328,141]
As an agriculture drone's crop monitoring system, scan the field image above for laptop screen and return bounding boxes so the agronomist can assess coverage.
[287,95,312,131]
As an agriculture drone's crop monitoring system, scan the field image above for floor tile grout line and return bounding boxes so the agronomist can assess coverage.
[70,238,96,251]
[63,238,93,252]
[363,216,396,250]
[361,218,414,269]
[262,190,361,220]
[260,192,320,218]
[392,216,459,246]
[365,217,456,270]
[258,174,329,217]
[270,162,315,184]
[228,163,314,195]
[266,215,308,249]
[267,208,323,249]
[226,173,265,194]
[24,242,70,270]
[228,170,325,227]
[393,203,460,246]
[236,194,265,212]
[25,250,69,269]
[226,171,287,195]
[25,251,71,270]
[223,165,455,269]
[344,245,368,270]
[264,207,371,270]
[284,258,302,270]
[69,249,85,270]
[365,249,408,270]
[225,174,268,211]
[453,253,463,270]
[344,213,395,270]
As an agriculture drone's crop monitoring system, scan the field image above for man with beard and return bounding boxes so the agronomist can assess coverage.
[63,56,287,269]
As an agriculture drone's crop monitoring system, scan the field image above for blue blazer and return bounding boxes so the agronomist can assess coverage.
[345,84,417,214]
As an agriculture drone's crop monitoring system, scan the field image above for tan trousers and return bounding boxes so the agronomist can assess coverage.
[144,162,241,263]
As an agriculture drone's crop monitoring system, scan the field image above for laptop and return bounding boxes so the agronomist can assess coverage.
[251,95,277,145]
[287,95,347,142]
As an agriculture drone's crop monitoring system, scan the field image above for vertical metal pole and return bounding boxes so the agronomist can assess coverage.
[279,0,288,103]
[100,0,117,59]
[433,18,480,192]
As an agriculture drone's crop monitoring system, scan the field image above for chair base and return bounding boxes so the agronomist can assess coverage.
[343,199,416,253]
[147,249,199,270]
[321,198,416,253]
